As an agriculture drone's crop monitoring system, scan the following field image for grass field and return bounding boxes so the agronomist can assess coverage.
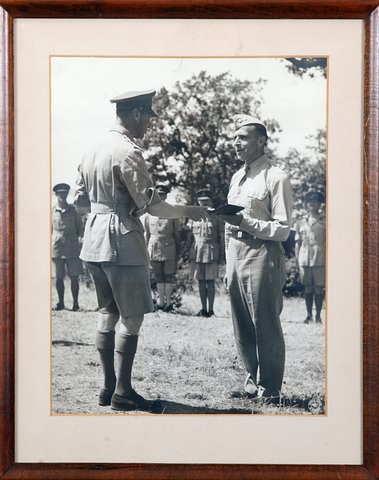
[52,279,326,416]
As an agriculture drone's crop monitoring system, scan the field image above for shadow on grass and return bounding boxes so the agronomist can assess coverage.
[52,340,94,347]
[157,400,251,415]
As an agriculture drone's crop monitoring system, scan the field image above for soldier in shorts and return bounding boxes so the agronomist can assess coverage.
[188,189,225,317]
[74,90,207,412]
[145,184,181,312]
[52,183,83,311]
[295,190,326,323]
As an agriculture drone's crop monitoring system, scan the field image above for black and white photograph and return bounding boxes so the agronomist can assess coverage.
[51,55,327,416]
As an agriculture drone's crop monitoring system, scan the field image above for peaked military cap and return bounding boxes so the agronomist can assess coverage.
[156,184,170,195]
[196,188,213,200]
[305,190,325,203]
[233,114,267,133]
[53,183,70,193]
[110,89,158,117]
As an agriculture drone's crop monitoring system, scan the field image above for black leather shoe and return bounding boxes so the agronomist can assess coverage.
[196,309,208,317]
[207,310,215,317]
[98,388,114,406]
[304,314,313,324]
[229,390,257,399]
[54,302,65,311]
[111,390,162,413]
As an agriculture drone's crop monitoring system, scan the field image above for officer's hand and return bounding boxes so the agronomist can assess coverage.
[186,206,210,222]
[220,213,243,226]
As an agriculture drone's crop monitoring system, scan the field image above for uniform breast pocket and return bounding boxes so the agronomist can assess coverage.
[247,183,268,201]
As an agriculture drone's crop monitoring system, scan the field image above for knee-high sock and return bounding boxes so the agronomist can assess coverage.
[165,283,174,305]
[198,280,207,310]
[56,278,65,305]
[157,283,165,306]
[115,333,139,397]
[206,280,215,310]
[315,293,324,318]
[70,276,79,306]
[95,330,116,392]
[305,293,314,316]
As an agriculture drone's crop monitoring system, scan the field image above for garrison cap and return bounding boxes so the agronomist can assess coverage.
[110,89,158,117]
[196,188,213,200]
[305,190,325,203]
[156,184,170,195]
[233,114,267,133]
[53,183,70,193]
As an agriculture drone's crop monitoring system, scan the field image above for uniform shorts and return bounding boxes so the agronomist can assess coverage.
[191,261,219,281]
[299,266,325,287]
[86,262,154,317]
[52,258,83,279]
[151,259,177,276]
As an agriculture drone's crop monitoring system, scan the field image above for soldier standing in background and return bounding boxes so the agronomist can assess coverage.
[52,183,83,311]
[145,184,181,312]
[295,190,326,323]
[187,189,225,317]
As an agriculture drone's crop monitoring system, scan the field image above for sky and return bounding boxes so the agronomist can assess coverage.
[51,56,327,192]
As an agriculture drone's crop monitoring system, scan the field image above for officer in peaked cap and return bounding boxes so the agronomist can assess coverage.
[145,183,181,313]
[52,182,83,312]
[53,183,71,193]
[188,187,225,317]
[296,189,326,324]
[73,86,207,413]
[110,89,158,117]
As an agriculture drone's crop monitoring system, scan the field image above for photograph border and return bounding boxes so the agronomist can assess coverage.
[1,2,378,479]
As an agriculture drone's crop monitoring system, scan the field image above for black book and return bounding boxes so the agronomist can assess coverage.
[208,204,245,215]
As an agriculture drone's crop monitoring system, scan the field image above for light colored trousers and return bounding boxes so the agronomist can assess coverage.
[227,238,286,396]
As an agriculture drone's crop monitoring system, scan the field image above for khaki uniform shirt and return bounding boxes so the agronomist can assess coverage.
[188,216,224,264]
[145,216,180,262]
[226,154,293,245]
[52,204,83,259]
[295,214,326,266]
[74,125,160,265]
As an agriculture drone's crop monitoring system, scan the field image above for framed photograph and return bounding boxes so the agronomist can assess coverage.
[1,1,378,479]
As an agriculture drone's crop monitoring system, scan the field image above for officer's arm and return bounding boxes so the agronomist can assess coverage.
[147,200,208,222]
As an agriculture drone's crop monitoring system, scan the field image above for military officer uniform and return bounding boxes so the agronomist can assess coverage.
[52,182,83,311]
[145,184,181,311]
[225,114,293,400]
[188,189,225,317]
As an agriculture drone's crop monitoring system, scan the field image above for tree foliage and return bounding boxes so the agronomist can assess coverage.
[284,57,327,79]
[142,71,280,204]
[277,129,326,221]
[142,71,326,222]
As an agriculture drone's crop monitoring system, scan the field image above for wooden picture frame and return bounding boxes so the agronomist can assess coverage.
[0,1,378,479]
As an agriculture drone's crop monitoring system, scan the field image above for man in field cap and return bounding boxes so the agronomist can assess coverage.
[74,89,207,412]
[187,188,225,317]
[145,184,181,312]
[222,113,293,403]
[52,182,83,311]
[295,190,326,323]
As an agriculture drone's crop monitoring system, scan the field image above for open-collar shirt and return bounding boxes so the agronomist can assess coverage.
[226,154,293,244]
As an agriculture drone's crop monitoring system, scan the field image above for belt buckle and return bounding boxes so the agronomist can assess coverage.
[237,231,243,238]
